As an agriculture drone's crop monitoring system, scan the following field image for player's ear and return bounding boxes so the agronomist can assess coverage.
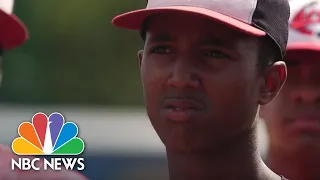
[258,61,287,105]
[137,50,144,69]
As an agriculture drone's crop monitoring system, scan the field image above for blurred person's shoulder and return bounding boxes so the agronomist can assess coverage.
[0,144,88,180]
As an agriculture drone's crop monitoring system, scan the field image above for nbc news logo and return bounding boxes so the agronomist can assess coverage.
[11,112,85,171]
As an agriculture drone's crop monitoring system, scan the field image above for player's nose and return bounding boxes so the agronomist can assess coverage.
[290,83,320,104]
[167,58,199,89]
[290,64,320,103]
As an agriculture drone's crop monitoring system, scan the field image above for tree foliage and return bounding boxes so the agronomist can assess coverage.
[0,0,146,106]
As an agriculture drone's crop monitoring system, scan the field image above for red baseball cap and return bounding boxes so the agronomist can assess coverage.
[0,0,28,50]
[112,0,290,59]
[287,0,320,52]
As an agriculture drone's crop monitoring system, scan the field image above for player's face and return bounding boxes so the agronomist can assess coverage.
[261,50,320,151]
[139,12,284,153]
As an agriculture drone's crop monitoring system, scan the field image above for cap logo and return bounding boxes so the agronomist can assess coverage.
[290,1,320,36]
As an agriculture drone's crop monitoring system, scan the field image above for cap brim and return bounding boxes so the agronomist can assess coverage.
[286,43,320,52]
[0,10,28,50]
[112,6,266,36]
[285,43,320,61]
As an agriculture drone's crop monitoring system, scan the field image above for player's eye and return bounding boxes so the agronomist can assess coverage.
[204,50,229,59]
[150,46,171,54]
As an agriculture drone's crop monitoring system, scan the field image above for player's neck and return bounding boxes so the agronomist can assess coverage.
[267,145,320,180]
[166,129,278,180]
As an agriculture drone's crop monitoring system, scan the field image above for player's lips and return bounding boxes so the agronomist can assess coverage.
[286,116,320,133]
[162,98,205,122]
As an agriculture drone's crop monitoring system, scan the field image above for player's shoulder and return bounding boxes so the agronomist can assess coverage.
[0,144,88,180]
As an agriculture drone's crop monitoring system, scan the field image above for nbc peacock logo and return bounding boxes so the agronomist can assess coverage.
[11,112,85,171]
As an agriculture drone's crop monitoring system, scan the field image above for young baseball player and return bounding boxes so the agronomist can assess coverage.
[112,0,291,179]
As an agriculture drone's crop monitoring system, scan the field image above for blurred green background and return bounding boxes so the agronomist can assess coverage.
[1,0,147,106]
[0,2,270,179]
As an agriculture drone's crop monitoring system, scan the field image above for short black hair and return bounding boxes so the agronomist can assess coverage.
[140,17,150,41]
[257,36,280,71]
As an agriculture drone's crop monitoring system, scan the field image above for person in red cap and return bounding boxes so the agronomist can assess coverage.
[260,0,320,180]
[112,0,291,179]
[0,1,88,179]
[0,0,28,50]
